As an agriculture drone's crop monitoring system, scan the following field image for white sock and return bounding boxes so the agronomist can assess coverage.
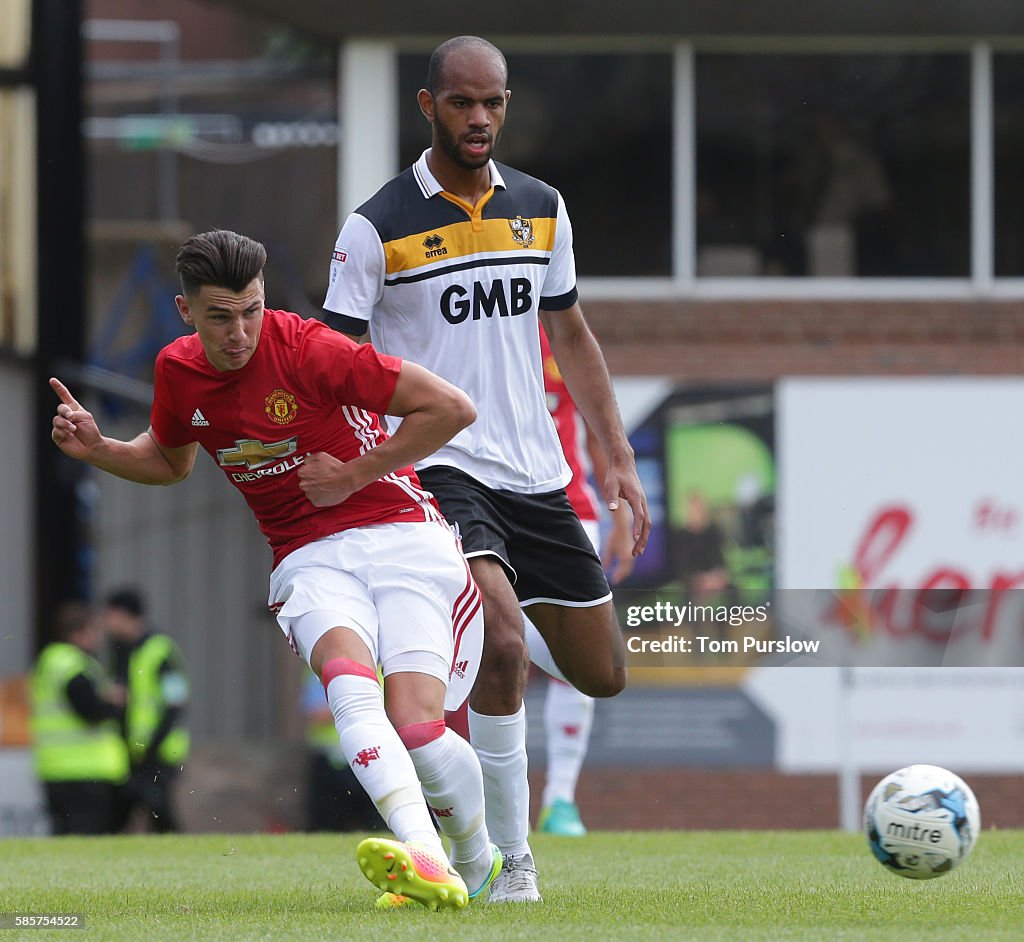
[522,615,568,682]
[401,722,494,892]
[322,658,443,856]
[542,679,594,807]
[468,704,531,858]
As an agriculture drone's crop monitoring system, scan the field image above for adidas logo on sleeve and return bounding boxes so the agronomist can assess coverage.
[191,408,210,427]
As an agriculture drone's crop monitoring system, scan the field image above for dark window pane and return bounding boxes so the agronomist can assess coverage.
[399,53,673,276]
[994,55,1024,277]
[696,54,969,277]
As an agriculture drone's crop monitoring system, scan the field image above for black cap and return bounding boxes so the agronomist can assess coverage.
[105,587,145,617]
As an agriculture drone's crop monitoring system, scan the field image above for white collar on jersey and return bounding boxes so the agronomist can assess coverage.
[413,148,507,199]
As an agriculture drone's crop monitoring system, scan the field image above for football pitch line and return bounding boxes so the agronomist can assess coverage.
[1,830,1021,941]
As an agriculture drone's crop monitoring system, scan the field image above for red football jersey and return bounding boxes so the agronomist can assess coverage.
[540,327,599,522]
[151,308,440,567]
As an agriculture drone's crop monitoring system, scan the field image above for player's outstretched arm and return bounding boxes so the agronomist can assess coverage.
[540,307,651,555]
[49,377,198,485]
[298,361,476,507]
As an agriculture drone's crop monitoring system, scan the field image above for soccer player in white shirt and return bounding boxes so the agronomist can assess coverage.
[323,38,650,902]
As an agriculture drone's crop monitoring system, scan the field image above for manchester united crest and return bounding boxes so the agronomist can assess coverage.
[264,388,298,425]
[508,215,535,248]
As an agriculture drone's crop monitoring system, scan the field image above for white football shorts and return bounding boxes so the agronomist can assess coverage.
[268,520,482,711]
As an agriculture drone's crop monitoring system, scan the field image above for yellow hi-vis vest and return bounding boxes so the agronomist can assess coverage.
[126,635,190,765]
[29,642,129,783]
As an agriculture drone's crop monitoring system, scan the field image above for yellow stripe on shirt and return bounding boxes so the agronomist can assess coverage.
[383,215,557,277]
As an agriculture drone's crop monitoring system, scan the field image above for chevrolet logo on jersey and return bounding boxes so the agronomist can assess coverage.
[217,437,298,470]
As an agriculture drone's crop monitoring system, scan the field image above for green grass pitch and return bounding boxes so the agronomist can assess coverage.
[1,830,1022,941]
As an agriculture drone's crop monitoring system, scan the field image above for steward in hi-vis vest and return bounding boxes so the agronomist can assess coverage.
[29,601,128,835]
[125,634,190,767]
[103,589,190,833]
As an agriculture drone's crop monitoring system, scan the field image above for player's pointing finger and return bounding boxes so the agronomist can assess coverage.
[49,377,81,409]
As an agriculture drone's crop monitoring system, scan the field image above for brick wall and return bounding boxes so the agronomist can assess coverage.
[171,747,1021,833]
[585,299,1024,379]
[544,769,1023,830]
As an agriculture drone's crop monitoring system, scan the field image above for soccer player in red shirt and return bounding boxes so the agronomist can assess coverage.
[49,229,500,911]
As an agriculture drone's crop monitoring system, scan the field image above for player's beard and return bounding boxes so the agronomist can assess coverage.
[435,117,502,171]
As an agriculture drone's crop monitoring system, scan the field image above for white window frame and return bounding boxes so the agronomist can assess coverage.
[585,38,1012,300]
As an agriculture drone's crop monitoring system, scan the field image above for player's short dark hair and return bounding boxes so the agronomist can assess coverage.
[105,587,145,618]
[425,35,507,96]
[175,229,267,297]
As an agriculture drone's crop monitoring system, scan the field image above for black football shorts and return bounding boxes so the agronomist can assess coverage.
[417,465,612,607]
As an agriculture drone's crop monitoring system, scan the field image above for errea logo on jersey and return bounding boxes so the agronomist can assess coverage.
[440,278,532,324]
[423,233,447,259]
